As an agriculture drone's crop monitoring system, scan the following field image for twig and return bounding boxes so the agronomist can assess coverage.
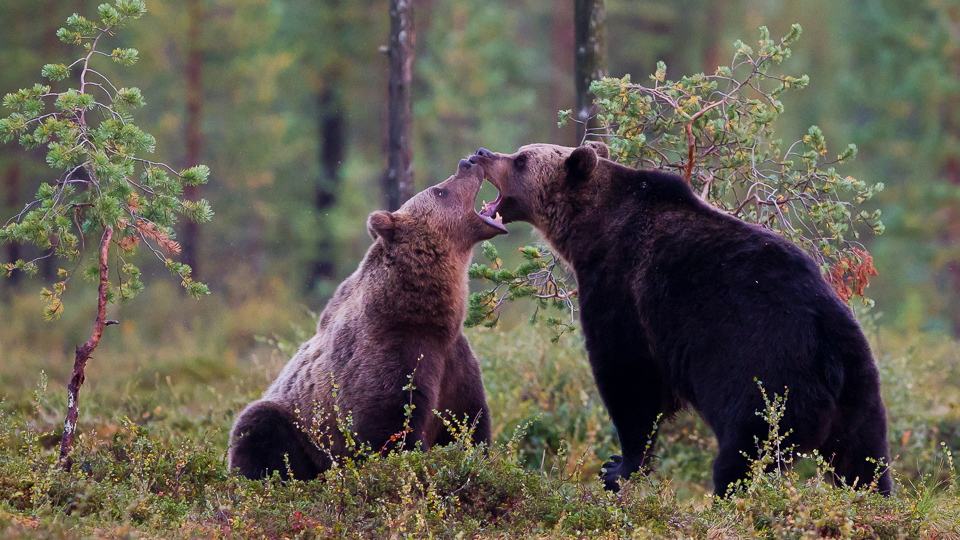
[699,175,714,199]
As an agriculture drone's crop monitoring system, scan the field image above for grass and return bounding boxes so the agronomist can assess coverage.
[1,290,960,538]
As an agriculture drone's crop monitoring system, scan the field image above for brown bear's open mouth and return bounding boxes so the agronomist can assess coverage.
[476,206,506,233]
[474,175,506,233]
[478,177,503,223]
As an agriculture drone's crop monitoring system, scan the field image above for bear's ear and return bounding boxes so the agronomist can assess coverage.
[586,140,610,160]
[367,210,397,243]
[565,145,599,183]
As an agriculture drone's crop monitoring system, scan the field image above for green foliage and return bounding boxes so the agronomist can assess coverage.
[577,24,884,305]
[466,241,577,340]
[0,1,212,317]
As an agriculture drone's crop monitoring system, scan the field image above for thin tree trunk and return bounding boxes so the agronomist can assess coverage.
[3,159,21,288]
[308,0,347,289]
[701,0,728,74]
[43,0,61,56]
[309,85,346,286]
[551,0,576,146]
[574,0,606,143]
[946,156,960,336]
[182,0,204,278]
[384,0,415,211]
[945,7,960,336]
[39,0,62,282]
[317,92,345,211]
[59,226,113,470]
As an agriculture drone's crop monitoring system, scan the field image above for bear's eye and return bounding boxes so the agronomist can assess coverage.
[514,154,528,171]
[433,188,447,199]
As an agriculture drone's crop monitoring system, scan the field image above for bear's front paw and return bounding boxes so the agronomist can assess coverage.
[599,455,624,492]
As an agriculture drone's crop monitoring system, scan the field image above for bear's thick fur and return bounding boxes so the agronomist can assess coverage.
[229,159,506,480]
[469,142,891,496]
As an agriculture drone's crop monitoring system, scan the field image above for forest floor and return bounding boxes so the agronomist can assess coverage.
[1,287,959,538]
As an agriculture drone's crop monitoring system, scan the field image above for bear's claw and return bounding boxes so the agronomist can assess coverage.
[599,454,624,492]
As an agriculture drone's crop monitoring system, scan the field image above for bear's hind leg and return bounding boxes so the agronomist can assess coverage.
[819,404,892,495]
[434,336,492,448]
[432,399,491,448]
[710,415,772,497]
[579,297,664,492]
[594,381,664,492]
[353,383,439,453]
[229,400,325,480]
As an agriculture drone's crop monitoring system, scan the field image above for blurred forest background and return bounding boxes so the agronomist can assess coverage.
[2,1,960,530]
[2,0,959,336]
[1,0,955,318]
[1,0,958,426]
[0,0,958,453]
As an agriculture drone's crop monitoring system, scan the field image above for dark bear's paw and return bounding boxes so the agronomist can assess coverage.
[599,455,625,492]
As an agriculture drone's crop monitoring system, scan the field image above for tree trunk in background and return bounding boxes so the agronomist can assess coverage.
[3,159,21,288]
[39,0,63,282]
[182,0,204,278]
[309,85,346,287]
[946,157,960,335]
[946,139,960,338]
[551,0,577,146]
[573,0,606,143]
[384,0,415,211]
[701,0,727,75]
[945,7,960,336]
[306,0,348,290]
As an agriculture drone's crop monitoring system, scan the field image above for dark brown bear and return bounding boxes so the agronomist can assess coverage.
[229,159,506,480]
[469,142,891,496]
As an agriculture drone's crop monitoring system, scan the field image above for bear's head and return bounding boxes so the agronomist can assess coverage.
[366,158,508,255]
[467,141,611,231]
[469,141,706,264]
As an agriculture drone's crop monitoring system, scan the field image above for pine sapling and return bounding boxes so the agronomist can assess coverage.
[0,1,213,469]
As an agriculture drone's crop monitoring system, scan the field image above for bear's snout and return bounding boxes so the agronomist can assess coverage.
[472,148,494,159]
[458,158,474,171]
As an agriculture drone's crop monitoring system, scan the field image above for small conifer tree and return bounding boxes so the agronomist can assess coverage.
[0,0,212,467]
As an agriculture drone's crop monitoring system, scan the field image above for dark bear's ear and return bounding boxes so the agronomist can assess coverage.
[565,145,599,183]
[367,210,397,242]
[586,140,610,160]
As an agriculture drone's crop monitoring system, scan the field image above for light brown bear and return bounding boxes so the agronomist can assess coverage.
[469,142,890,496]
[229,159,506,480]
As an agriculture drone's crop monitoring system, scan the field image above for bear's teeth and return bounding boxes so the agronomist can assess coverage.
[481,200,489,213]
[495,212,503,223]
